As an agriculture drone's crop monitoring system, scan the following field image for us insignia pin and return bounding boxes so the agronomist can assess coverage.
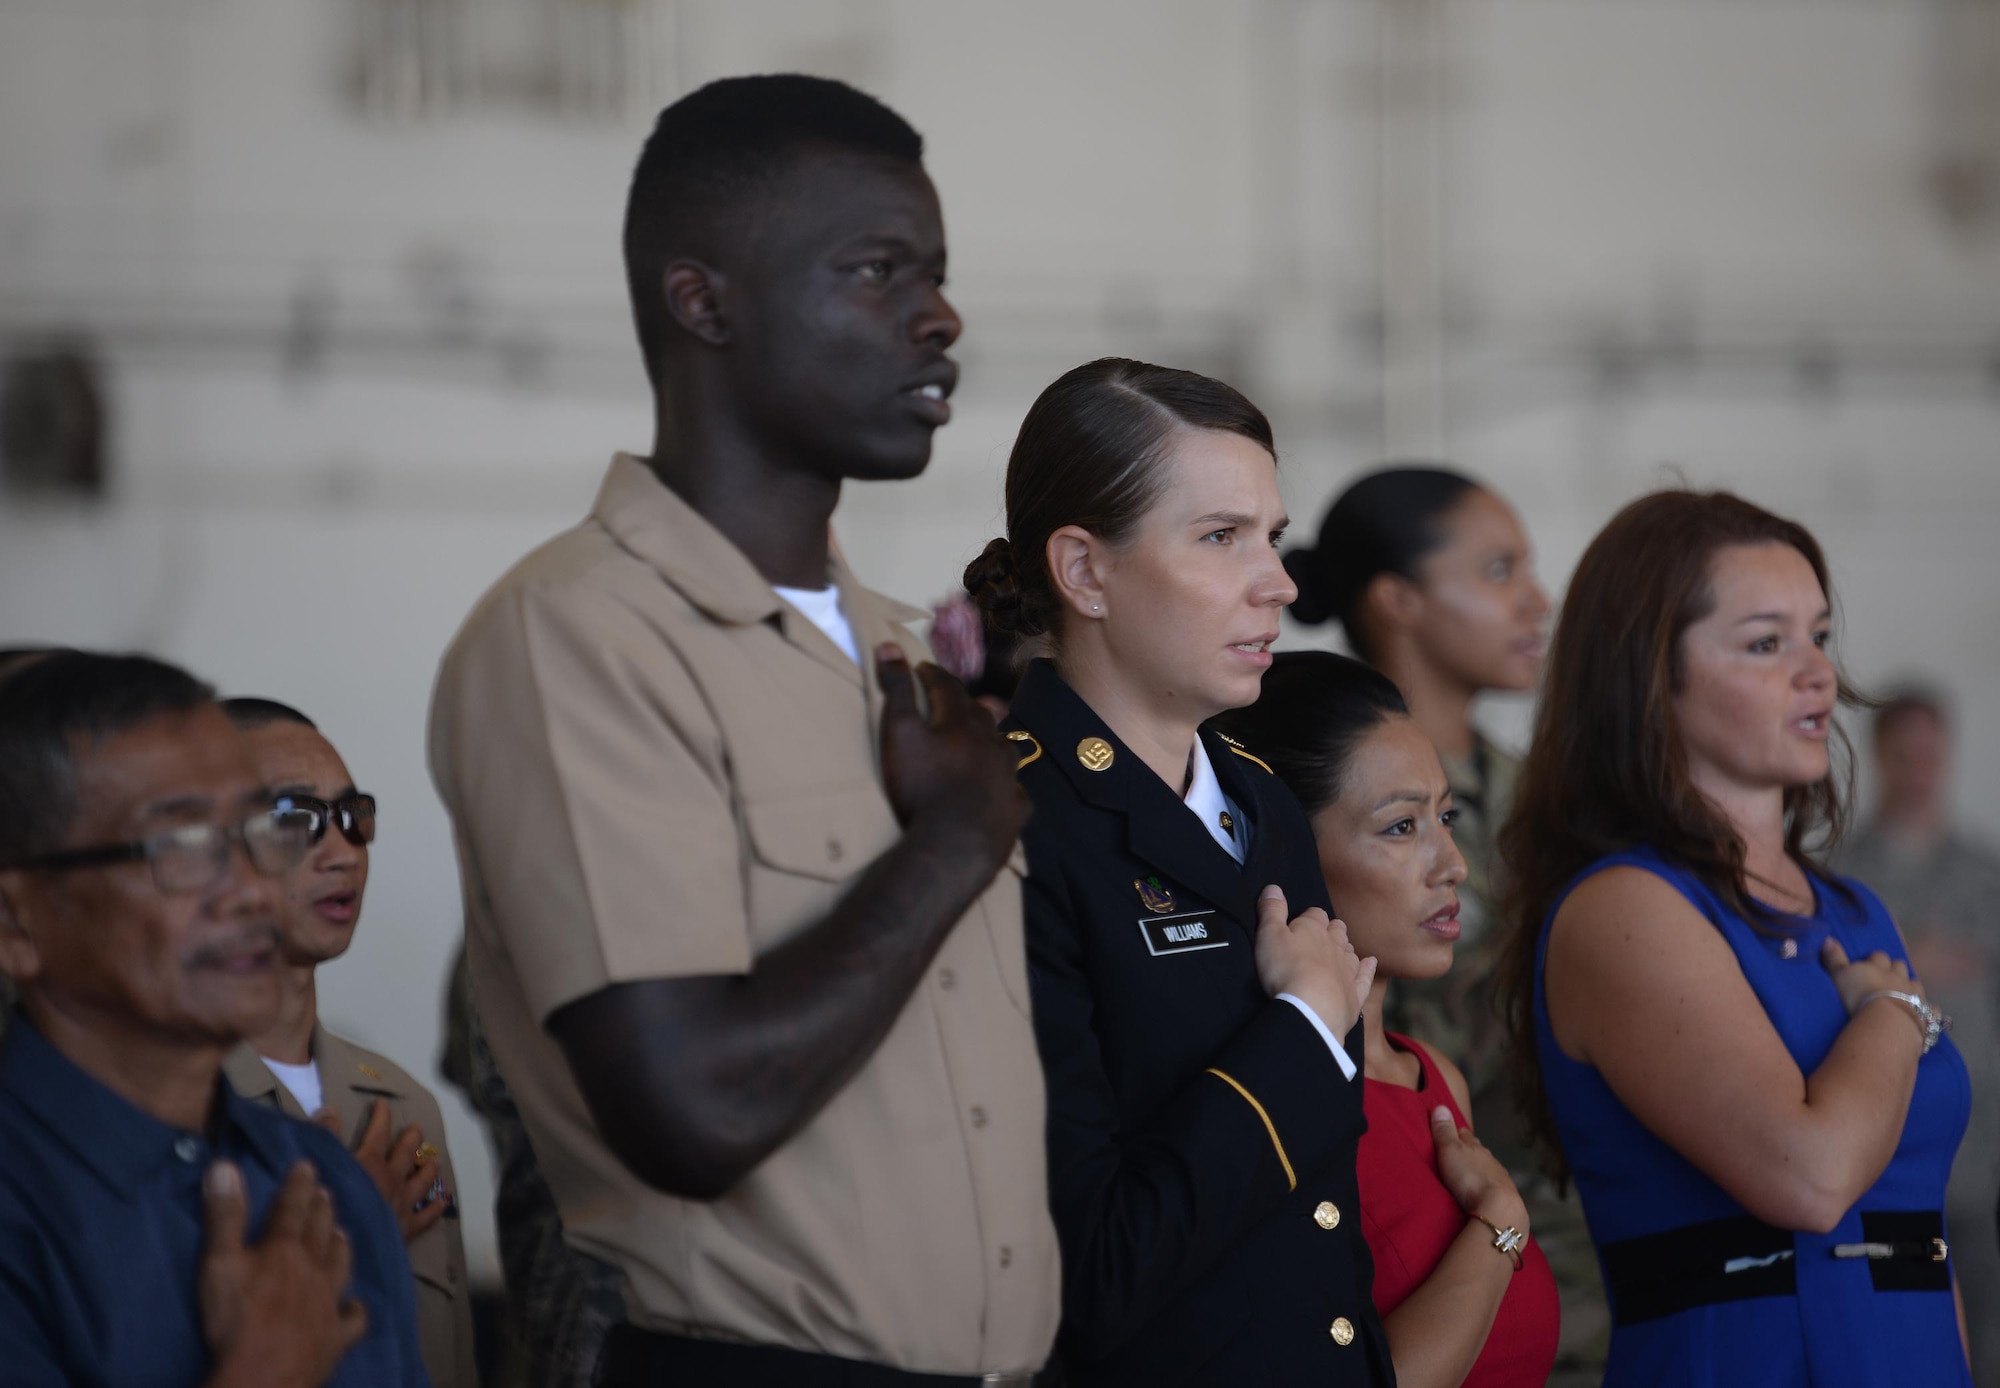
[1135,876,1177,913]
[1077,737,1115,772]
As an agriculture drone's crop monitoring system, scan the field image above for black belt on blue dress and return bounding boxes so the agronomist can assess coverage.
[1599,1210,1950,1326]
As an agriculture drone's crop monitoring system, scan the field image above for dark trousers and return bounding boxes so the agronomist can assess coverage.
[600,1326,1029,1388]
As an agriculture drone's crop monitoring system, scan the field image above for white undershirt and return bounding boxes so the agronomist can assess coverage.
[1182,738,1250,863]
[261,1056,324,1115]
[1184,738,1359,1083]
[773,584,861,666]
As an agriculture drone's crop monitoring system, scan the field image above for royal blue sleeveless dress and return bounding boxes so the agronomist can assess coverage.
[1534,845,1971,1387]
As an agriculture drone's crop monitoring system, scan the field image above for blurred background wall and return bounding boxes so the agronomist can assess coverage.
[2,0,1997,1290]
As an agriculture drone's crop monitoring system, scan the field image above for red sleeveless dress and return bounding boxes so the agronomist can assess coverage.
[1359,1033,1560,1388]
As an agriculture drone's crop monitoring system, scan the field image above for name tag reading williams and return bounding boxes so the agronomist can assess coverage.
[1137,910,1229,957]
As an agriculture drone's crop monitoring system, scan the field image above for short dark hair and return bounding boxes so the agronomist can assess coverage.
[0,647,59,680]
[964,358,1277,639]
[623,74,925,388]
[221,697,318,732]
[1284,465,1482,660]
[1210,652,1410,818]
[0,651,216,863]
[1872,685,1948,744]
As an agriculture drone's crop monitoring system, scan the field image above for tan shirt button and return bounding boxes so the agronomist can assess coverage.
[999,1245,1013,1269]
[826,837,844,861]
[1330,1316,1355,1346]
[1313,1200,1340,1230]
[938,968,956,990]
[970,1105,989,1128]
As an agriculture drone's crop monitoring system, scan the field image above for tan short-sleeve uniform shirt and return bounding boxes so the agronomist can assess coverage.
[427,454,1059,1376]
[224,1028,477,1388]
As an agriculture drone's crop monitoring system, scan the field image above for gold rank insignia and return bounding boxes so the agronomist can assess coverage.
[357,1063,383,1081]
[1077,736,1115,772]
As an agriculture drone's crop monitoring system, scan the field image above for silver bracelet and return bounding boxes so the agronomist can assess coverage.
[1859,989,1948,1055]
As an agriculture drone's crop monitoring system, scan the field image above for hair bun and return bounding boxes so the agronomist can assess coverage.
[1282,545,1334,626]
[963,537,1036,635]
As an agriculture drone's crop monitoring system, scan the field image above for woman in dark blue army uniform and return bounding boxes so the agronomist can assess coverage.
[963,359,1391,1388]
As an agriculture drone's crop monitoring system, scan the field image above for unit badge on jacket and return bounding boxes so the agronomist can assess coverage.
[1135,876,1178,914]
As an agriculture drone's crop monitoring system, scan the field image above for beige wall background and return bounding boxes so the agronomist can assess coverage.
[3,0,1998,1284]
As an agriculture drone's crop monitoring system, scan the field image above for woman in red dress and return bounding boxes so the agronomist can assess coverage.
[1216,651,1558,1388]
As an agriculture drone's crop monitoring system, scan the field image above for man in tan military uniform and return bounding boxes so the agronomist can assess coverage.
[222,698,477,1388]
[429,76,1057,1386]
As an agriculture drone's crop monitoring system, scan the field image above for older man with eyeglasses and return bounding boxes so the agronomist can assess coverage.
[0,650,429,1388]
[219,696,476,1388]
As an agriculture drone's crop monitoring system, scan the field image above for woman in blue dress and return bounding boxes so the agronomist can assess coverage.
[1497,489,1971,1387]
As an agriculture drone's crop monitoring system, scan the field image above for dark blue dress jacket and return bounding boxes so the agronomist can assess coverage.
[1007,661,1394,1387]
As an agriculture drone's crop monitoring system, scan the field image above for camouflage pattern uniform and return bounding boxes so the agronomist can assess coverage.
[1384,735,1609,1386]
[440,950,626,1388]
[1835,827,2000,1388]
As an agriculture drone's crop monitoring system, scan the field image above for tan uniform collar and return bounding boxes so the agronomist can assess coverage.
[594,454,786,625]
[222,1024,406,1118]
[313,1026,405,1100]
[592,453,926,677]
[221,1037,285,1104]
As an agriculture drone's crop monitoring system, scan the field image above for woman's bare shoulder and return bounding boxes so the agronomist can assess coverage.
[1550,863,1720,961]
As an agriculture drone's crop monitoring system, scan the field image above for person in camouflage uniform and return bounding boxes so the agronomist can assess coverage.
[1284,466,1606,1385]
[1835,690,2000,1388]
[440,949,626,1388]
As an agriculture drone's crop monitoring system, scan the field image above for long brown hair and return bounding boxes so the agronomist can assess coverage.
[1498,490,1865,1184]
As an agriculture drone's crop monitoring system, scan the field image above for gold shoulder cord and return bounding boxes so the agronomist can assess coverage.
[1005,729,1043,770]
[1227,745,1273,775]
[1205,1067,1297,1192]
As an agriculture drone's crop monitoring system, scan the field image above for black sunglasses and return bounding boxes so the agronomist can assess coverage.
[273,793,377,847]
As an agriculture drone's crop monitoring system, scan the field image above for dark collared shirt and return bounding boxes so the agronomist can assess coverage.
[0,1018,429,1388]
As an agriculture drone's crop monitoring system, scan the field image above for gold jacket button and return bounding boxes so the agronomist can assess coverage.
[1330,1317,1355,1346]
[1313,1201,1340,1230]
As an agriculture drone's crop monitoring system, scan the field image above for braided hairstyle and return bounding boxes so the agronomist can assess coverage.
[963,358,1275,639]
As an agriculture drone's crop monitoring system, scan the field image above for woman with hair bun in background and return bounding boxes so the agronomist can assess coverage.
[1282,468,1546,1099]
[1283,468,1603,1379]
[965,358,1389,1386]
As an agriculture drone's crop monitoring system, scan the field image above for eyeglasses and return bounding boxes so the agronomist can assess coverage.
[273,793,377,848]
[2,806,317,895]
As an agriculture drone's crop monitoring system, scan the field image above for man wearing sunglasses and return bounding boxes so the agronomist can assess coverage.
[220,697,476,1388]
[0,649,427,1388]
